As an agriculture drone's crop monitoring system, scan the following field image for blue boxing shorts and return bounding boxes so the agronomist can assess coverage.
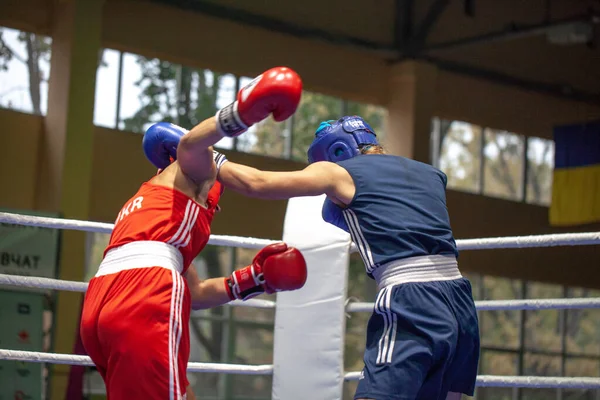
[354,278,480,400]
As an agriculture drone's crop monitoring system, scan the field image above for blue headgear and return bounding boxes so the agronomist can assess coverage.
[307,115,379,163]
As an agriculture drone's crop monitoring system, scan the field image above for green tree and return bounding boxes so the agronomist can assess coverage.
[0,29,51,114]
[121,57,226,133]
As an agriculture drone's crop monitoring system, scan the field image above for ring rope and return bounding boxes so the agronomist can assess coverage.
[4,274,600,312]
[346,298,600,313]
[0,274,276,309]
[2,349,599,389]
[0,212,277,249]
[2,212,600,252]
[0,350,273,374]
[350,231,600,253]
[343,372,600,389]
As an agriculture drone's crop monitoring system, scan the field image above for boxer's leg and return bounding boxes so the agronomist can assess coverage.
[97,267,190,400]
[79,277,109,379]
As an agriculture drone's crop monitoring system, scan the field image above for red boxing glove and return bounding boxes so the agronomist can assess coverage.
[225,242,307,301]
[216,67,303,138]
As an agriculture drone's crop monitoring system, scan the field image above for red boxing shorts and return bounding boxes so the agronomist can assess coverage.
[80,242,191,400]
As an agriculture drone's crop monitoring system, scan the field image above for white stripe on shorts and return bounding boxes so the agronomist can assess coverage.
[375,287,397,365]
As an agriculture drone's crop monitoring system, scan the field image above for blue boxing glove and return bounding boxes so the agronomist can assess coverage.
[322,198,349,233]
[143,122,187,170]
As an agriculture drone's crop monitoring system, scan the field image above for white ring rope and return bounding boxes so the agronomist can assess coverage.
[4,274,600,313]
[3,212,600,252]
[346,297,600,313]
[349,232,600,253]
[0,274,275,309]
[343,372,600,389]
[2,349,599,389]
[0,350,273,374]
[0,212,277,249]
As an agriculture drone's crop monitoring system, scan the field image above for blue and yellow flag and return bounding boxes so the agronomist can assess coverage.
[550,121,600,226]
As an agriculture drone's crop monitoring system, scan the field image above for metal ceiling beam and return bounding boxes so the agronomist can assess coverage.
[420,55,600,105]
[151,0,398,57]
[394,0,414,50]
[424,13,599,52]
[407,0,450,53]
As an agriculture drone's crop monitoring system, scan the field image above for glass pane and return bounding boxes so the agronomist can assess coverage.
[0,27,52,115]
[562,389,600,400]
[438,120,482,193]
[474,387,514,400]
[520,388,559,400]
[525,283,563,352]
[565,288,600,356]
[346,101,388,140]
[526,137,554,206]
[94,48,120,128]
[480,276,522,349]
[527,282,563,299]
[480,350,518,375]
[565,308,600,356]
[565,357,599,376]
[118,57,236,146]
[290,91,343,162]
[462,272,481,301]
[524,353,561,375]
[524,309,561,352]
[521,354,561,400]
[119,53,161,133]
[483,129,525,201]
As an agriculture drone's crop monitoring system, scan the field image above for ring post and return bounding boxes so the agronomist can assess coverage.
[272,195,351,400]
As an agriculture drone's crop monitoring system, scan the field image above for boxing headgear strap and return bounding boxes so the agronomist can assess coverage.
[307,116,379,164]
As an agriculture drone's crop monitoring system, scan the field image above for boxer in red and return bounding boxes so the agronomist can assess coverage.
[80,67,306,400]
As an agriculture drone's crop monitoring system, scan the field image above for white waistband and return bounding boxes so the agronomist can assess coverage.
[95,241,184,277]
[373,254,462,290]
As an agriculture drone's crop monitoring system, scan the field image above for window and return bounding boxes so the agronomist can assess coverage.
[480,276,523,350]
[94,49,120,128]
[526,137,554,206]
[483,129,525,201]
[432,118,555,206]
[290,91,343,162]
[0,26,51,115]
[93,50,236,149]
[437,120,483,193]
[466,273,600,400]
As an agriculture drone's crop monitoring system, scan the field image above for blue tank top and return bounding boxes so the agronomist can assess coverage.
[335,154,458,276]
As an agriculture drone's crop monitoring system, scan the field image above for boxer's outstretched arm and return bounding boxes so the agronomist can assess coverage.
[175,67,302,183]
[184,243,306,310]
[184,264,232,310]
[176,117,222,183]
[218,160,351,202]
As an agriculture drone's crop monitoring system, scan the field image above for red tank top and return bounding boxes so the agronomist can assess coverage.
[105,180,223,274]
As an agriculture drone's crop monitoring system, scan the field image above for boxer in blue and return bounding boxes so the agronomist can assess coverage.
[145,116,480,400]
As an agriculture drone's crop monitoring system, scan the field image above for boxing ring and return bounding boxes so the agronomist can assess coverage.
[1,194,600,399]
